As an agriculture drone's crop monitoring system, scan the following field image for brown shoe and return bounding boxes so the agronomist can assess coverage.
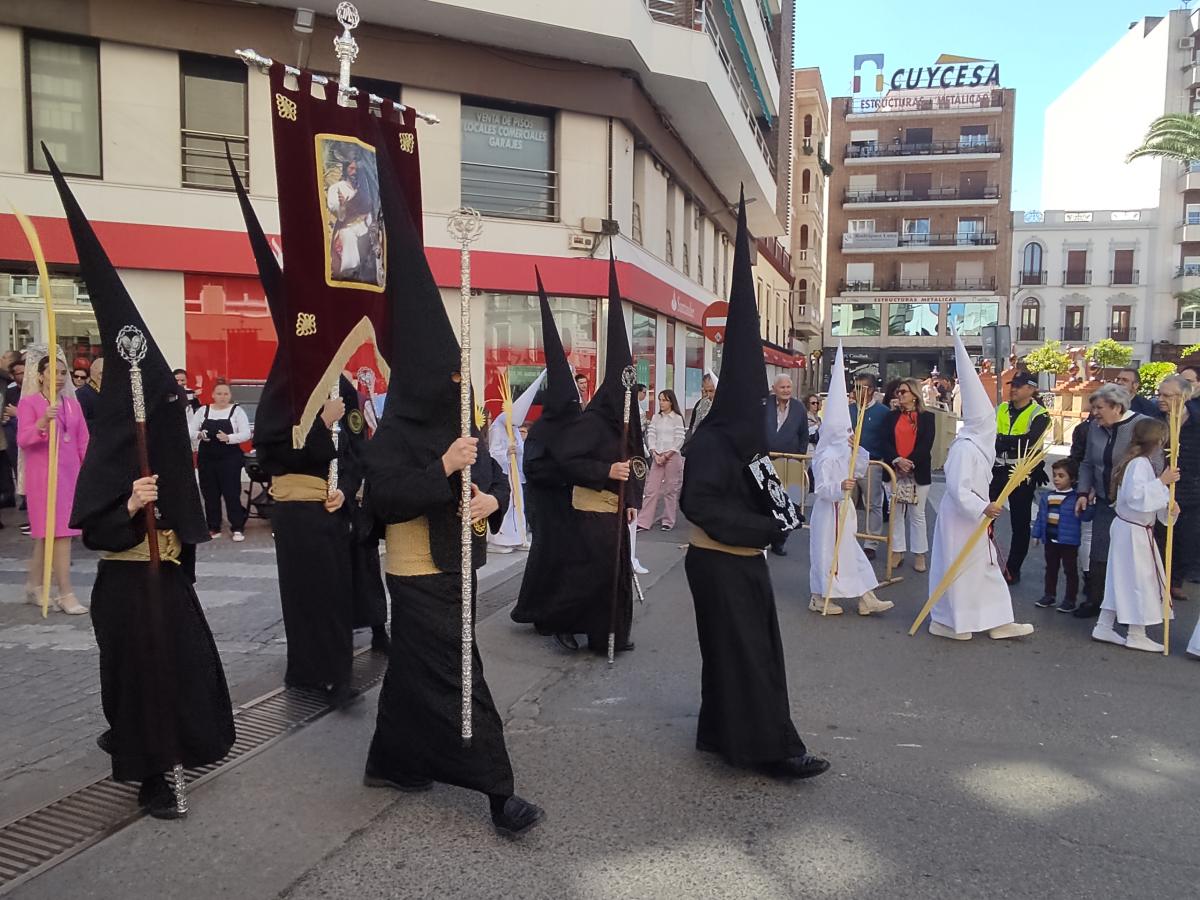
[914,554,927,573]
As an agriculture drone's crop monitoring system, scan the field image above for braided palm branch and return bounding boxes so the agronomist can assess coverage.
[1127,114,1200,164]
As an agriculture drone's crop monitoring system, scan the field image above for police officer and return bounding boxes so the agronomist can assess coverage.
[990,371,1050,585]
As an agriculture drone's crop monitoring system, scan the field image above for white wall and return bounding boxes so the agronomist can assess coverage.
[0,28,25,175]
[121,270,185,365]
[99,44,179,188]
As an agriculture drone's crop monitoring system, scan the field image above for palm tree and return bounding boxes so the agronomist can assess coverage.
[1128,113,1200,164]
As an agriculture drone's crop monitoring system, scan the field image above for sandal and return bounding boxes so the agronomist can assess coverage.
[55,593,89,615]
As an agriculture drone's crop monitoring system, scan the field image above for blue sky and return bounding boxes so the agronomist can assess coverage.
[793,0,1170,209]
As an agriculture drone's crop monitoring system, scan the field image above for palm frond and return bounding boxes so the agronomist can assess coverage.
[1128,114,1200,164]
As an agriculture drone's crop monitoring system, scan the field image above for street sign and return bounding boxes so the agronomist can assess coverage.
[703,301,729,344]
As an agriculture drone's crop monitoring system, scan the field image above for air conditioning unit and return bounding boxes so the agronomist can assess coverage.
[569,233,596,251]
[580,217,620,236]
[1180,37,1195,50]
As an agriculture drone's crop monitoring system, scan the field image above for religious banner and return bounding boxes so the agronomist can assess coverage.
[257,61,422,449]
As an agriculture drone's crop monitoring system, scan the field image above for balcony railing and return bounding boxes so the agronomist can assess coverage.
[842,231,999,250]
[756,236,792,279]
[838,277,996,293]
[645,0,705,28]
[1176,264,1200,278]
[1018,326,1045,342]
[839,280,876,293]
[845,139,1003,159]
[1108,325,1136,341]
[844,91,1005,116]
[1109,269,1139,286]
[1020,270,1047,286]
[182,129,249,191]
[1174,318,1200,330]
[843,185,1001,204]
[461,161,559,222]
[1061,326,1090,342]
[1062,270,1092,286]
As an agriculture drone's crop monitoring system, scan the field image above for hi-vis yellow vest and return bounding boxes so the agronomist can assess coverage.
[996,401,1047,436]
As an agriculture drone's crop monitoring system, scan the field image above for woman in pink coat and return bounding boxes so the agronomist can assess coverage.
[18,352,89,614]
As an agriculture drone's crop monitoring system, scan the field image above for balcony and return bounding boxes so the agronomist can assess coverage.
[756,236,792,280]
[1017,326,1045,343]
[1180,160,1200,192]
[792,303,820,336]
[1176,220,1200,243]
[838,277,996,293]
[844,91,1005,117]
[1175,319,1200,343]
[842,185,1001,207]
[845,139,1003,164]
[842,231,999,251]
[1176,263,1200,291]
[1019,270,1047,286]
[1108,269,1139,286]
[1108,325,1136,342]
[1062,270,1092,286]
[1060,326,1090,342]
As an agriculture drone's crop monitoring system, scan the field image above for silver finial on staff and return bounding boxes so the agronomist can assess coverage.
[333,2,360,107]
[447,206,483,745]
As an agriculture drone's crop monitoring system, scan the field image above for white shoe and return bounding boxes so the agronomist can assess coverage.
[809,595,844,616]
[520,540,532,551]
[1091,624,1125,646]
[988,622,1034,640]
[929,621,972,641]
[857,590,894,616]
[632,560,649,575]
[1124,632,1164,653]
[231,531,245,543]
[490,544,515,554]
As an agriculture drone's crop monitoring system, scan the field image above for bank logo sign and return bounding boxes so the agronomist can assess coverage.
[853,54,1001,94]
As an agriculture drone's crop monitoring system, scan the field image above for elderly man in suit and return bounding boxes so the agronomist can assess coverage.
[765,373,808,556]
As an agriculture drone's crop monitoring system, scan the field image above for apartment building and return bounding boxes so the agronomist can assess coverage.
[0,0,797,413]
[1011,210,1157,361]
[788,66,828,387]
[825,66,1015,381]
[1042,10,1200,362]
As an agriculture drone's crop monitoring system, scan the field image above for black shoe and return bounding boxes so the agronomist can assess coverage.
[762,754,831,780]
[863,547,877,560]
[554,633,579,651]
[491,795,545,838]
[1034,595,1056,609]
[138,774,185,820]
[616,641,635,653]
[1057,598,1077,614]
[370,626,391,654]
[769,545,788,557]
[1072,601,1101,619]
[363,766,432,793]
[1004,570,1021,586]
[326,683,362,710]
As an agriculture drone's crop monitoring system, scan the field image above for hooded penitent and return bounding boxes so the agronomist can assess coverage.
[812,342,851,472]
[952,326,997,467]
[45,148,207,545]
[527,268,581,441]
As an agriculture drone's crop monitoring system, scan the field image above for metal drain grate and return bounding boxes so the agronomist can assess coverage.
[0,648,388,895]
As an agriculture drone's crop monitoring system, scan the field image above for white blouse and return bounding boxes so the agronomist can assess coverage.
[645,411,686,454]
[189,404,252,444]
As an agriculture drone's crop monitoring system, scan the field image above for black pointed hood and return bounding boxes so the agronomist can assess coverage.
[701,190,768,461]
[228,149,284,334]
[45,146,207,544]
[535,267,580,424]
[587,251,635,427]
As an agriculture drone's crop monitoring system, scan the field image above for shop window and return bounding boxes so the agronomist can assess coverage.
[830,303,881,337]
[947,302,998,336]
[181,53,248,190]
[888,303,939,337]
[26,36,101,177]
[632,308,656,401]
[461,101,556,221]
[684,327,704,412]
[484,292,597,408]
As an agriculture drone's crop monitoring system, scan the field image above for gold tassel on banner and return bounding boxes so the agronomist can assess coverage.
[11,207,59,619]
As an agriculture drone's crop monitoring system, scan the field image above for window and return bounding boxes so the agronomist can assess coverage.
[180,54,248,190]
[11,276,40,297]
[955,260,984,289]
[830,303,881,337]
[847,173,876,199]
[632,308,656,395]
[1065,250,1089,285]
[1063,305,1086,341]
[1187,203,1200,226]
[947,303,998,336]
[902,218,930,245]
[631,200,643,245]
[956,217,984,245]
[903,127,932,146]
[1110,306,1132,341]
[665,229,673,266]
[803,114,813,138]
[1019,298,1041,341]
[461,101,556,221]
[899,261,928,289]
[1179,298,1200,328]
[798,278,808,306]
[1111,249,1135,285]
[844,262,874,291]
[800,168,811,197]
[904,172,932,200]
[684,327,704,411]
[959,124,989,147]
[847,219,876,234]
[1021,243,1044,284]
[958,170,987,199]
[888,303,939,336]
[26,36,101,177]
[485,293,597,409]
[798,224,809,260]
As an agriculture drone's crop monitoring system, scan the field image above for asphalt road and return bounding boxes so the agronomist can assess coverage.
[11,501,1199,900]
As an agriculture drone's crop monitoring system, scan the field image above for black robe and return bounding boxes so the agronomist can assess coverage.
[535,413,644,649]
[365,438,515,796]
[511,434,574,624]
[258,417,354,691]
[336,400,387,630]
[81,500,234,782]
[679,427,808,767]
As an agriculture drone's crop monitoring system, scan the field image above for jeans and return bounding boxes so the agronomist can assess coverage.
[1044,542,1080,602]
[889,484,930,554]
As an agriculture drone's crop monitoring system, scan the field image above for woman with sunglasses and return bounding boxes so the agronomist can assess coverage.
[881,377,935,572]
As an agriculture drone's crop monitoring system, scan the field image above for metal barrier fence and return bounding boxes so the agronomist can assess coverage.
[769,453,903,586]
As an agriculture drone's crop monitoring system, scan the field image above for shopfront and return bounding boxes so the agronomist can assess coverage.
[1,273,99,366]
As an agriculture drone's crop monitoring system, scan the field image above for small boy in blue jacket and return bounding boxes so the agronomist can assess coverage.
[1032,458,1093,612]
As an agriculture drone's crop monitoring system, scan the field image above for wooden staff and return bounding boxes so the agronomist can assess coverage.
[448,207,482,744]
[822,395,869,615]
[908,440,1049,635]
[11,209,59,617]
[1162,395,1183,656]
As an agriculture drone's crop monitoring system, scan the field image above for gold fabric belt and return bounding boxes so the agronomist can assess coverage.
[385,518,441,577]
[103,529,182,565]
[689,526,762,558]
[269,473,328,502]
[572,486,619,514]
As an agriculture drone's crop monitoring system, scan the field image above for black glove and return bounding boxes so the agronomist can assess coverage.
[1030,463,1050,488]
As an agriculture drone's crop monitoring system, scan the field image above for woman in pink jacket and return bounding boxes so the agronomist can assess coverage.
[18,351,89,614]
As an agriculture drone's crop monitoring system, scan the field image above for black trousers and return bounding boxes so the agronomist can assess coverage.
[1043,542,1079,602]
[1171,502,1200,586]
[991,471,1035,577]
[198,453,247,532]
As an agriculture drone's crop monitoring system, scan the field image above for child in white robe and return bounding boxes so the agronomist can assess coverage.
[487,369,546,553]
[807,345,891,617]
[1092,417,1180,653]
